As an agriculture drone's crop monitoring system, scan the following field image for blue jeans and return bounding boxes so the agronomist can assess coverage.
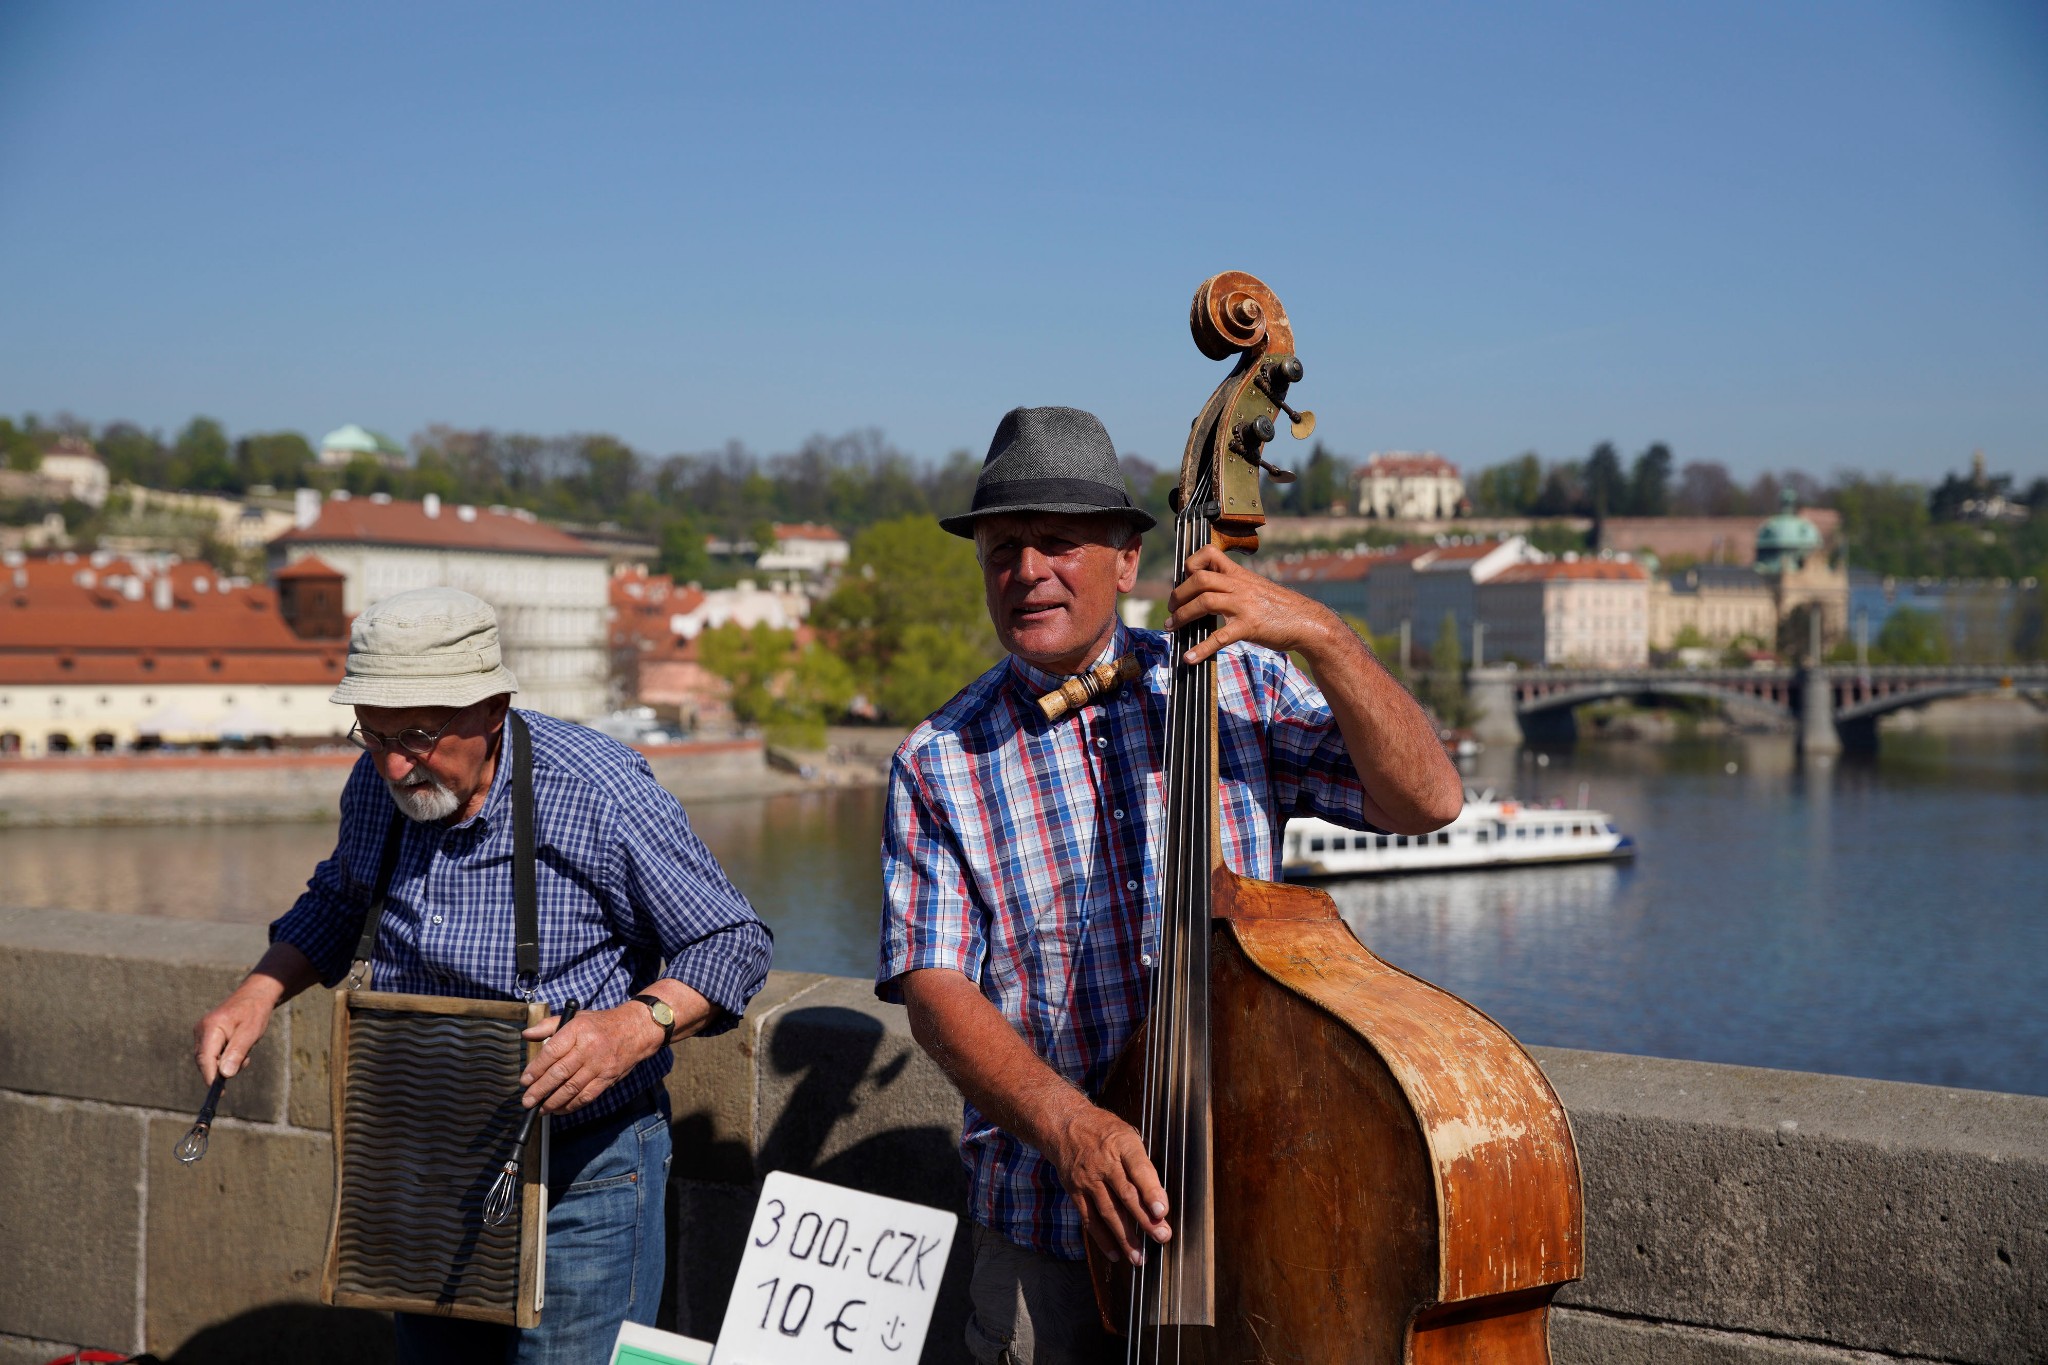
[393,1093,673,1365]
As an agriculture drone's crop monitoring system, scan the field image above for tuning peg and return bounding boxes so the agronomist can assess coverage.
[1258,458,1297,483]
[1257,358,1316,438]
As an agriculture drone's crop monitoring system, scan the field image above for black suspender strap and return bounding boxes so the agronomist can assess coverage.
[344,811,409,989]
[509,710,540,994]
[343,710,541,996]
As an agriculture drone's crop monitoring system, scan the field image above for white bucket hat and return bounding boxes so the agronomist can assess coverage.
[329,587,520,709]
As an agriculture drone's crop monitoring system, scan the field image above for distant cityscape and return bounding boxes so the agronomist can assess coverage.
[0,416,2040,759]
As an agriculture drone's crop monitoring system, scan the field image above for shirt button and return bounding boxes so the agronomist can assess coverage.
[1114,808,1126,820]
[430,915,444,925]
[1094,737,1109,750]
[1126,880,1138,891]
[1141,953,1154,967]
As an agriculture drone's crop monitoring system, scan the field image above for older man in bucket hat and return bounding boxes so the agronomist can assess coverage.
[194,586,772,1365]
[879,407,1463,1363]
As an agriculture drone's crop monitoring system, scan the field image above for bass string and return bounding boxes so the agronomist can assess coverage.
[1133,467,1215,1363]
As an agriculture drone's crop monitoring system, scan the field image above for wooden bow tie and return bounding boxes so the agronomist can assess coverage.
[1037,654,1141,721]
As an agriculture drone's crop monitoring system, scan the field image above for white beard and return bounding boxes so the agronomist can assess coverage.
[386,771,462,823]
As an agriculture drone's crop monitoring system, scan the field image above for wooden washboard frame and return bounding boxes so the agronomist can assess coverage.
[321,989,548,1327]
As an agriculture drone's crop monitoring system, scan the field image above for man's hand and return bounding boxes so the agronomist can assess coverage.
[1166,544,1346,666]
[193,942,321,1084]
[1044,1101,1172,1267]
[518,1003,667,1115]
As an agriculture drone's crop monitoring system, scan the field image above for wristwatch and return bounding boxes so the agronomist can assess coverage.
[631,993,678,1044]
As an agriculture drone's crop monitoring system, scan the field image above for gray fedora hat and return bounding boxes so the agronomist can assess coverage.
[329,587,520,709]
[937,405,1157,538]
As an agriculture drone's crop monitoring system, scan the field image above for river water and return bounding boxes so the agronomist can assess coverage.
[3,733,2042,1096]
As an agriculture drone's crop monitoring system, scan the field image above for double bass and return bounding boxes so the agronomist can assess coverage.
[1089,272,1584,1363]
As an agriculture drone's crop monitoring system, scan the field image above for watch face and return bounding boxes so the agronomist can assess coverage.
[650,1000,675,1027]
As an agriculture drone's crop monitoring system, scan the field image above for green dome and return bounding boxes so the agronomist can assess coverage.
[1755,490,1821,573]
[319,423,402,456]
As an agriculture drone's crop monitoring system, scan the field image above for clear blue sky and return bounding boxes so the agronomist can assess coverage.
[2,0,2042,483]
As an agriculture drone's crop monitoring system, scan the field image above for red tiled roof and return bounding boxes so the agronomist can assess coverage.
[272,497,603,557]
[771,523,846,543]
[1419,540,1504,564]
[1,553,336,685]
[274,554,343,580]
[1486,560,1647,584]
[1359,453,1460,479]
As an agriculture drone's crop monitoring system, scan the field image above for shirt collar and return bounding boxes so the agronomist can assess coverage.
[1006,622,1133,699]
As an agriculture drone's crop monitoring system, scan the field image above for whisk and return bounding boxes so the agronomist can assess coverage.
[174,1074,228,1164]
[484,999,576,1227]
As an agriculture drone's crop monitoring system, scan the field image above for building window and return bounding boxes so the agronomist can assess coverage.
[47,733,72,753]
[91,732,116,753]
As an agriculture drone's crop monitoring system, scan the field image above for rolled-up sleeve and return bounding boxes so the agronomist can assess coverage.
[1259,649,1377,829]
[876,749,984,1003]
[269,762,385,986]
[605,770,771,1037]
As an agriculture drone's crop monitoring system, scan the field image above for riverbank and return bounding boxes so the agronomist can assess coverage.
[0,733,891,828]
[1571,690,2046,743]
[0,906,2039,1363]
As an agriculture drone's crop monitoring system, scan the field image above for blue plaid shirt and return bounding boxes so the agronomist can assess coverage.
[273,708,772,1124]
[877,625,1375,1257]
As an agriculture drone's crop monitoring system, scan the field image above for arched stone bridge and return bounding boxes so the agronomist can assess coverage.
[1467,664,2048,752]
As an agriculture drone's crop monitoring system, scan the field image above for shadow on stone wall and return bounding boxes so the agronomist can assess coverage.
[667,1003,972,1361]
[162,1302,392,1365]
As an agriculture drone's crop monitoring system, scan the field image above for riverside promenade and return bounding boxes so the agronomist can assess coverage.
[0,906,2040,1364]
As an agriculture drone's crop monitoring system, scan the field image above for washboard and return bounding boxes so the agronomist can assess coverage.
[322,990,547,1326]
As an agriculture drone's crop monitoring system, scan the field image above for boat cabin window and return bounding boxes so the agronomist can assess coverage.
[1395,835,1409,847]
[1476,829,1489,843]
[1533,827,1544,838]
[1310,837,1325,852]
[1571,824,1583,836]
[1436,831,1451,846]
[1331,835,1348,850]
[1515,827,1526,839]
[1376,834,1390,849]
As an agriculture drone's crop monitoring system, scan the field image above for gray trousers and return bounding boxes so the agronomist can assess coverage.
[964,1224,1117,1365]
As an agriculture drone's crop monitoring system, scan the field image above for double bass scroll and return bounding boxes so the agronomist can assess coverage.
[1089,271,1584,1364]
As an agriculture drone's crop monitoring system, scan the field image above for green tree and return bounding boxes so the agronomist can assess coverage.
[697,623,856,748]
[1,418,43,472]
[171,417,234,491]
[658,516,711,583]
[814,514,998,722]
[1424,610,1468,727]
[1291,441,1350,516]
[1629,443,1672,517]
[1471,452,1544,515]
[235,431,314,489]
[1871,608,1949,665]
[1585,442,1625,520]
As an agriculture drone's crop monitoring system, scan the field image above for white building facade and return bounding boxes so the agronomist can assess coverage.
[1476,559,1650,668]
[1354,452,1465,521]
[270,493,610,719]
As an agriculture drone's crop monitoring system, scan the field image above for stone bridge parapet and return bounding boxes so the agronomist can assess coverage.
[1469,663,2048,752]
[0,907,2041,1364]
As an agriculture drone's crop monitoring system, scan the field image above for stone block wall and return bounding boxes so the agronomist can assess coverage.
[0,907,2041,1364]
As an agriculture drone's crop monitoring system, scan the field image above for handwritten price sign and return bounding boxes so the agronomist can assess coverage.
[713,1171,957,1365]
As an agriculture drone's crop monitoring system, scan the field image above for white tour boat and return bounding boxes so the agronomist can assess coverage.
[1283,789,1635,880]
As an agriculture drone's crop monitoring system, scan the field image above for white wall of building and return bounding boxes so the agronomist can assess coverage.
[671,581,810,639]
[275,543,610,719]
[0,682,345,756]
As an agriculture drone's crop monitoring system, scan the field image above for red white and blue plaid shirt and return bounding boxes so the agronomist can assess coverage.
[878,624,1376,1258]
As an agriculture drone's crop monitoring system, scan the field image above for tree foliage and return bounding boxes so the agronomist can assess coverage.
[814,515,999,722]
[696,623,856,749]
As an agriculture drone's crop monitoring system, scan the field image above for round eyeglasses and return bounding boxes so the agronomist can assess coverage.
[347,715,461,760]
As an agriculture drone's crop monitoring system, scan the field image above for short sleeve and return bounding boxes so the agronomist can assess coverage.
[876,748,986,1003]
[1259,649,1378,830]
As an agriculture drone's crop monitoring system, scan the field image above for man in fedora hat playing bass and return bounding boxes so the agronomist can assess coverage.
[878,406,1464,1364]
[194,586,772,1365]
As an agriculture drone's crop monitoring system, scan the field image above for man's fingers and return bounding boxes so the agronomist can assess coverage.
[1085,1184,1143,1265]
